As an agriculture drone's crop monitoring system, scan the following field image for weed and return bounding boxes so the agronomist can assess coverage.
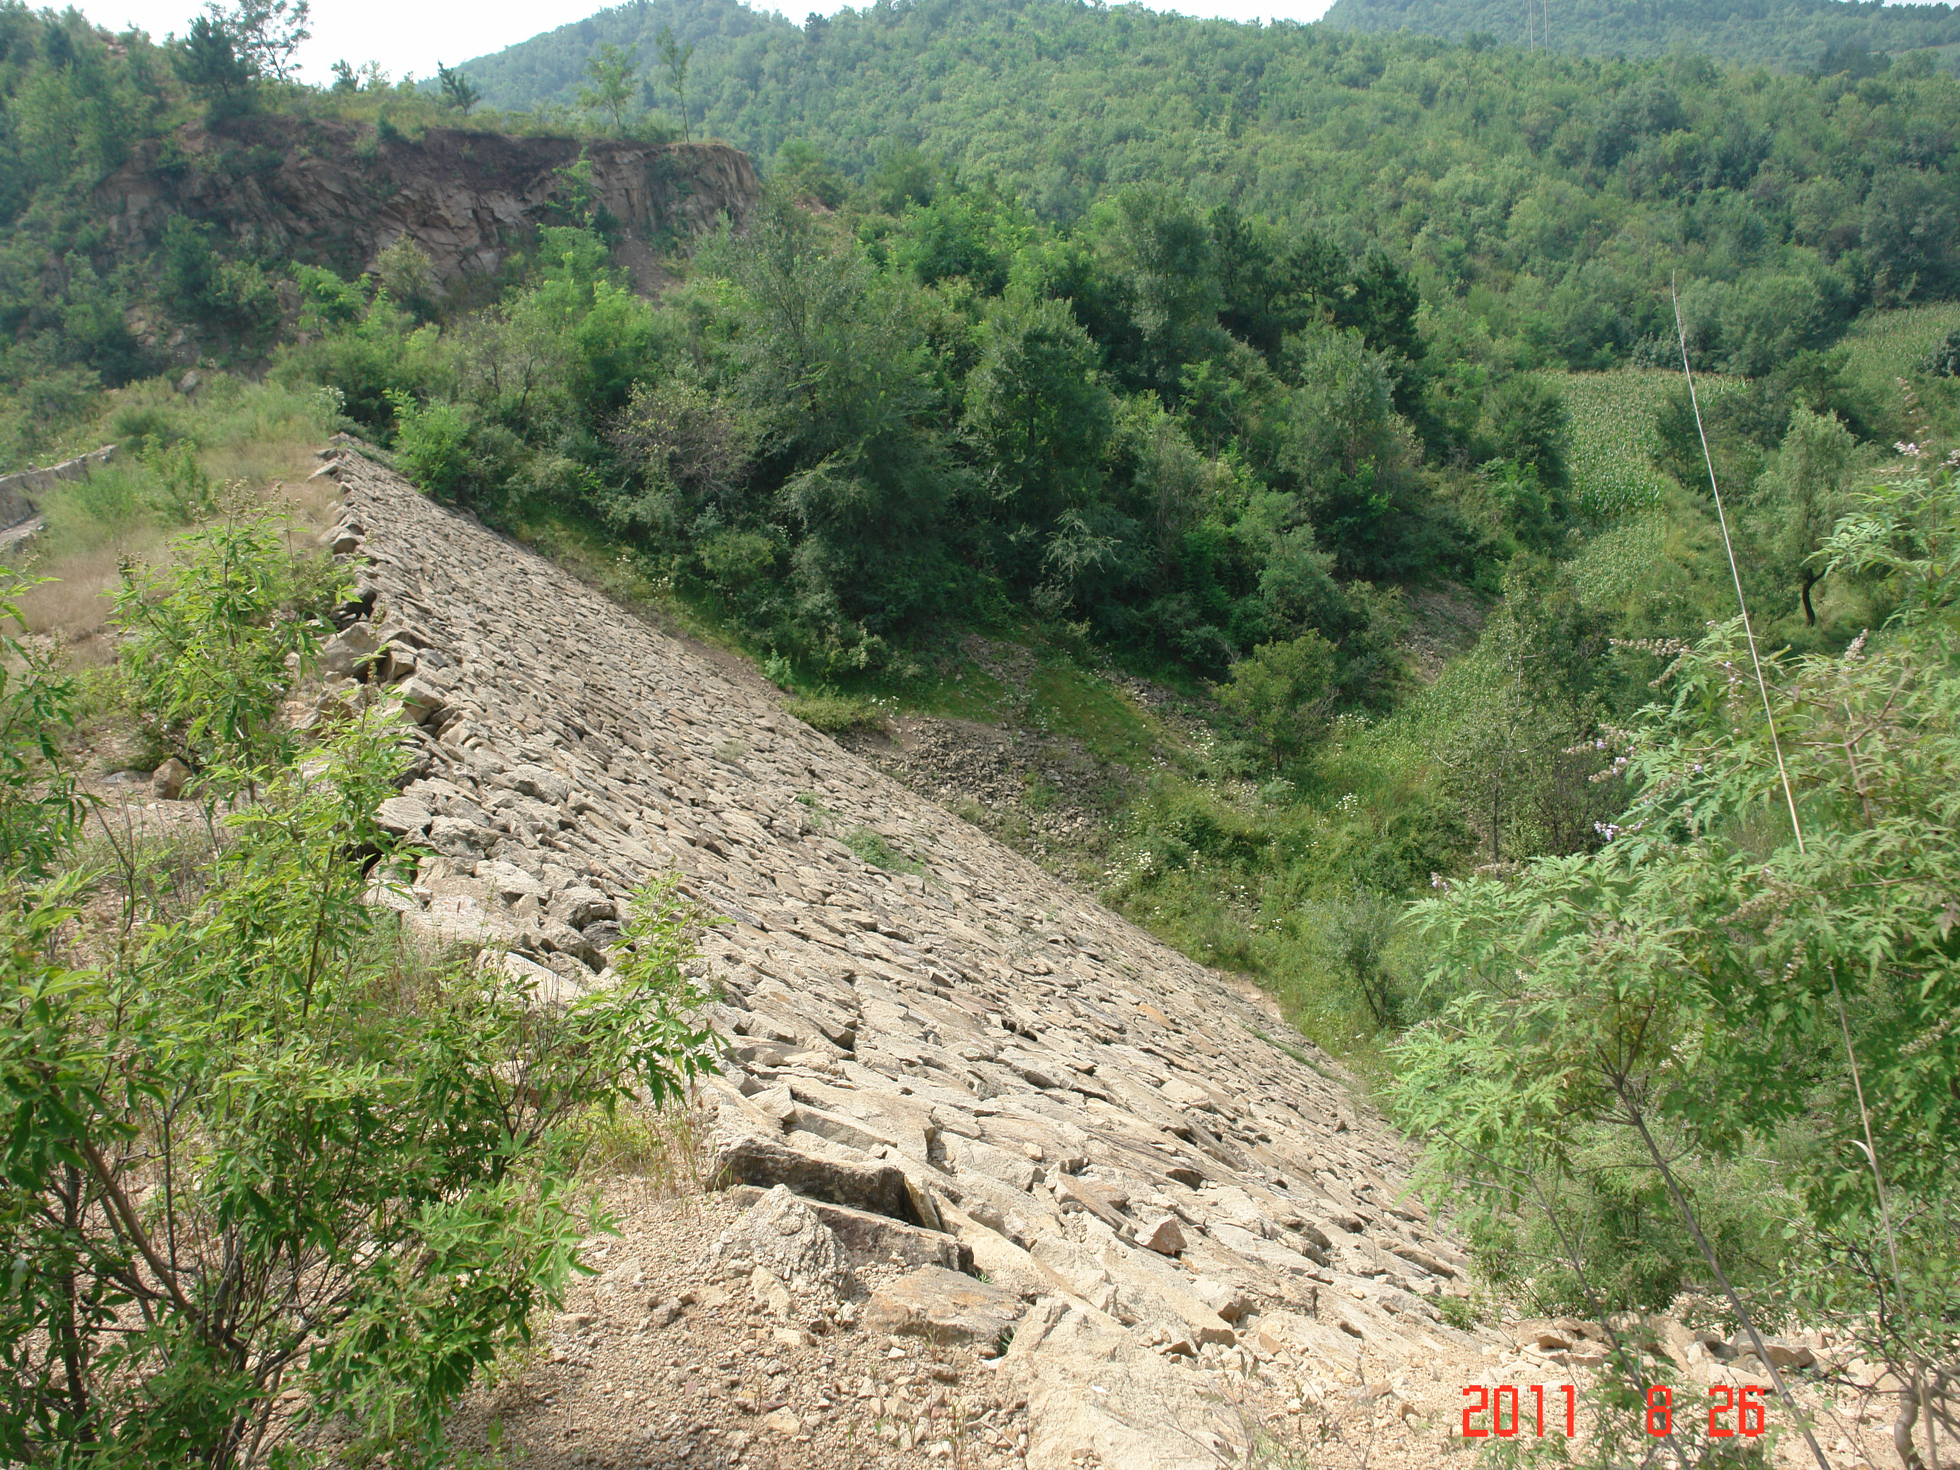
[844,825,925,874]
[1436,1291,1481,1331]
[787,690,888,735]
[575,1096,712,1201]
[1245,1025,1336,1081]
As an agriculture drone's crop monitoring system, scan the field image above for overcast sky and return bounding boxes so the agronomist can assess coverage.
[75,0,1342,87]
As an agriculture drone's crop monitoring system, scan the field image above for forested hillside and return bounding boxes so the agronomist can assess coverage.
[1325,0,1960,72]
[458,0,1960,373]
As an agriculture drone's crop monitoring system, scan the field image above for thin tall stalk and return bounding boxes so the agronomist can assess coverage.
[1670,275,1936,1470]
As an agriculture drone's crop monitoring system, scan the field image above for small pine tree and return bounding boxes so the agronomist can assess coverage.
[436,60,480,115]
[174,14,252,100]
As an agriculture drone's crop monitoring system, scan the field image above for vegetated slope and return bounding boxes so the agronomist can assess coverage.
[324,442,1909,1470]
[457,0,1960,369]
[0,4,755,462]
[1323,0,1960,71]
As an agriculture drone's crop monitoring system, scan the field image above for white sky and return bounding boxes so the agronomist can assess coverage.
[73,0,1343,87]
[70,0,1952,88]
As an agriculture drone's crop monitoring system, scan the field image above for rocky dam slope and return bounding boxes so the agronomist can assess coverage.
[314,448,1500,1466]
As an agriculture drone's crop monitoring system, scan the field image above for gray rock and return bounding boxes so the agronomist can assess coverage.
[1737,1336,1815,1370]
[319,622,382,677]
[510,763,571,804]
[723,1184,974,1274]
[1189,1275,1253,1323]
[393,677,447,726]
[375,796,432,836]
[713,1133,925,1226]
[483,948,584,1008]
[1137,1215,1186,1256]
[427,815,495,857]
[699,1184,852,1301]
[865,1265,1024,1346]
[550,885,617,927]
[538,918,601,968]
[581,919,624,953]
[481,860,545,905]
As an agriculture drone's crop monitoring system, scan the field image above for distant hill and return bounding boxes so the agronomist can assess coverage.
[455,0,787,124]
[450,0,1960,372]
[1320,0,1960,72]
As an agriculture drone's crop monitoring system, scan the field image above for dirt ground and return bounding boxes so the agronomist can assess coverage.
[441,1185,1030,1470]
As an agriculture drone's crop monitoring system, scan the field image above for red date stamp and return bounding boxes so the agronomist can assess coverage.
[1459,1384,1770,1439]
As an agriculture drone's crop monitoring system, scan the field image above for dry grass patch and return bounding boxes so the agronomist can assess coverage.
[16,533,167,637]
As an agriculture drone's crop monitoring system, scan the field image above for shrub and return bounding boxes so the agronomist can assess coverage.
[113,516,329,773]
[1217,631,1337,765]
[0,719,716,1465]
[0,569,82,876]
[785,690,887,735]
[3,518,717,1464]
[843,824,923,873]
[388,390,472,498]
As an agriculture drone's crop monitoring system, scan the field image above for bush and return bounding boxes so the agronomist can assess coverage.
[0,721,716,1464]
[2,520,718,1465]
[1928,326,1960,378]
[113,516,330,773]
[388,390,473,498]
[786,690,888,735]
[0,569,82,876]
[1217,631,1337,765]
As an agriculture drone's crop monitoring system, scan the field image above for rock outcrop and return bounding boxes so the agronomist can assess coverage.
[318,449,1491,1468]
[0,444,116,535]
[93,117,757,297]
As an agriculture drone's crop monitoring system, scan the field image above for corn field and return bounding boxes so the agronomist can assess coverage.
[1560,368,1742,521]
[1839,301,1960,399]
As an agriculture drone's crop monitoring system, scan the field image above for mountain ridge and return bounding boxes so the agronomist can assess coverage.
[1321,0,1960,70]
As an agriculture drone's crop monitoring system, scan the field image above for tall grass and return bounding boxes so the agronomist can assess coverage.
[12,375,343,639]
[1839,301,1960,400]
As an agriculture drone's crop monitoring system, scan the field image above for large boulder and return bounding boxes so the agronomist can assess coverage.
[865,1265,1025,1347]
[698,1184,852,1306]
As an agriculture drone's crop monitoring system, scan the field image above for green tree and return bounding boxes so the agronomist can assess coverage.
[0,726,714,1465]
[113,517,329,775]
[172,14,251,102]
[1093,187,1224,396]
[963,286,1114,542]
[579,41,638,131]
[206,0,310,81]
[2,524,718,1467]
[1217,631,1338,765]
[0,570,82,878]
[1750,406,1857,624]
[655,24,693,142]
[713,197,957,664]
[1392,464,1960,1428]
[436,60,480,115]
[1423,558,1610,862]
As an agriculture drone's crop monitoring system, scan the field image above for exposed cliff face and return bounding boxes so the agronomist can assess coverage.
[92,116,758,296]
